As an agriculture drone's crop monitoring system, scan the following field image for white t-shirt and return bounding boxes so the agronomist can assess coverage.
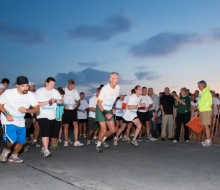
[88,95,98,118]
[115,99,123,116]
[35,87,62,120]
[138,94,153,113]
[77,99,88,119]
[98,83,120,111]
[123,94,140,121]
[212,97,219,115]
[0,88,38,127]
[63,88,80,110]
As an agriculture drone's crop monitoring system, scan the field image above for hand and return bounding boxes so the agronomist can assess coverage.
[139,103,146,108]
[64,106,69,110]
[32,118,36,124]
[18,107,27,114]
[105,113,113,120]
[72,104,77,108]
[162,112,165,116]
[6,114,13,121]
[154,112,157,116]
[50,98,55,103]
[144,107,149,111]
[174,95,180,101]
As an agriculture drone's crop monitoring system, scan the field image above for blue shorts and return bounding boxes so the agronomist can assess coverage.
[2,124,26,144]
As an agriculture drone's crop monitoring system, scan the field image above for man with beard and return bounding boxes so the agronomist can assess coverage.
[0,76,39,163]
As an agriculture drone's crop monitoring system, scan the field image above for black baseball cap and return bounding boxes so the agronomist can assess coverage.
[12,76,29,85]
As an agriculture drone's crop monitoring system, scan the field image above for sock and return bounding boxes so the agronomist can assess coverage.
[97,141,101,146]
[94,136,97,139]
[33,139,37,142]
[103,136,107,141]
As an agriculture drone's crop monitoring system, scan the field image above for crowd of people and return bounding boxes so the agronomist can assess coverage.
[0,73,218,163]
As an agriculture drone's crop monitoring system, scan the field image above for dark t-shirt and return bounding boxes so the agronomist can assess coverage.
[160,95,175,115]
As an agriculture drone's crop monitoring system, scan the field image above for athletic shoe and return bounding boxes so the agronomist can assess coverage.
[74,141,84,147]
[79,134,83,139]
[132,140,139,146]
[24,144,30,152]
[96,146,103,153]
[149,135,157,142]
[137,137,142,142]
[186,140,190,143]
[146,136,152,142]
[57,139,62,144]
[35,142,41,148]
[113,137,118,146]
[41,147,45,153]
[173,140,178,143]
[8,155,23,163]
[44,150,52,158]
[0,148,11,163]
[101,141,110,149]
[126,138,131,143]
[64,141,68,147]
[68,138,73,144]
[130,133,135,137]
[87,140,91,145]
[122,136,127,141]
[92,138,98,144]
[202,139,212,147]
[50,143,59,150]
[83,134,87,139]
[119,135,123,141]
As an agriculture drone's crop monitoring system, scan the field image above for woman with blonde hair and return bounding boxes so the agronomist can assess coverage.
[173,87,191,143]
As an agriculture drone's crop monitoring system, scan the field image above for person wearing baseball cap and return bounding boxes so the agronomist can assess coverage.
[0,76,39,163]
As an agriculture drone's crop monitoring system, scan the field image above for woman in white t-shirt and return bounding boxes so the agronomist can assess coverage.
[35,77,63,158]
[191,94,198,119]
[113,85,145,146]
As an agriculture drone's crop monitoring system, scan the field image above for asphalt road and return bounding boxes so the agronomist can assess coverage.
[0,135,220,190]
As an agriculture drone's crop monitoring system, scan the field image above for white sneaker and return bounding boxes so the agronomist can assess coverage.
[64,141,68,147]
[202,139,212,147]
[74,141,84,147]
[41,147,45,153]
[44,150,52,158]
[87,140,91,145]
[173,140,177,143]
[186,140,190,143]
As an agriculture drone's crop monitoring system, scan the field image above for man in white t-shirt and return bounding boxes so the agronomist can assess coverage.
[62,79,83,147]
[95,72,120,153]
[137,87,153,141]
[87,87,101,145]
[115,92,126,134]
[113,85,146,146]
[211,90,219,125]
[0,76,39,163]
[0,84,5,144]
[78,92,89,138]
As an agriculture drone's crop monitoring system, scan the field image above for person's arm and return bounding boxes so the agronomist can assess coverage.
[160,105,165,116]
[89,107,96,112]
[148,103,153,110]
[18,105,39,114]
[155,96,160,114]
[0,103,14,121]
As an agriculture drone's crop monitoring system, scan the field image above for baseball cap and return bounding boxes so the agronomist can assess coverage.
[0,84,5,89]
[120,92,126,96]
[29,82,35,86]
[12,76,29,86]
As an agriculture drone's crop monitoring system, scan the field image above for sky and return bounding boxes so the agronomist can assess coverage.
[0,0,220,98]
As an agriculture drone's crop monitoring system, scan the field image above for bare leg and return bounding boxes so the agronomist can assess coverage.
[79,123,82,135]
[132,119,142,140]
[126,123,132,138]
[204,125,211,140]
[145,121,150,136]
[42,137,49,150]
[98,122,107,142]
[105,121,116,138]
[83,122,87,135]
[33,121,40,141]
[63,124,69,141]
[115,123,127,138]
[88,130,94,140]
[58,124,63,139]
[73,122,79,142]
[115,120,120,134]
[12,143,23,155]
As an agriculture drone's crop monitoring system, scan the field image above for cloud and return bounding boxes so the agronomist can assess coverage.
[134,71,159,80]
[78,62,99,67]
[54,68,131,88]
[68,13,132,41]
[211,27,220,41]
[130,32,198,58]
[0,20,47,45]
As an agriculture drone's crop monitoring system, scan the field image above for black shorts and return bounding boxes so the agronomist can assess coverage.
[78,119,87,123]
[137,111,150,123]
[116,116,123,121]
[88,117,99,130]
[38,118,55,137]
[62,109,78,124]
[122,117,138,124]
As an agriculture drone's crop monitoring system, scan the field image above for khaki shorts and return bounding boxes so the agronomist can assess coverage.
[200,111,212,125]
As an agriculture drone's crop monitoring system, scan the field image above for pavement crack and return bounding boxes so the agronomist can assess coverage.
[22,162,85,190]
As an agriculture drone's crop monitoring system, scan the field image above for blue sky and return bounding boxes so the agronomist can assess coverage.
[0,0,220,98]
